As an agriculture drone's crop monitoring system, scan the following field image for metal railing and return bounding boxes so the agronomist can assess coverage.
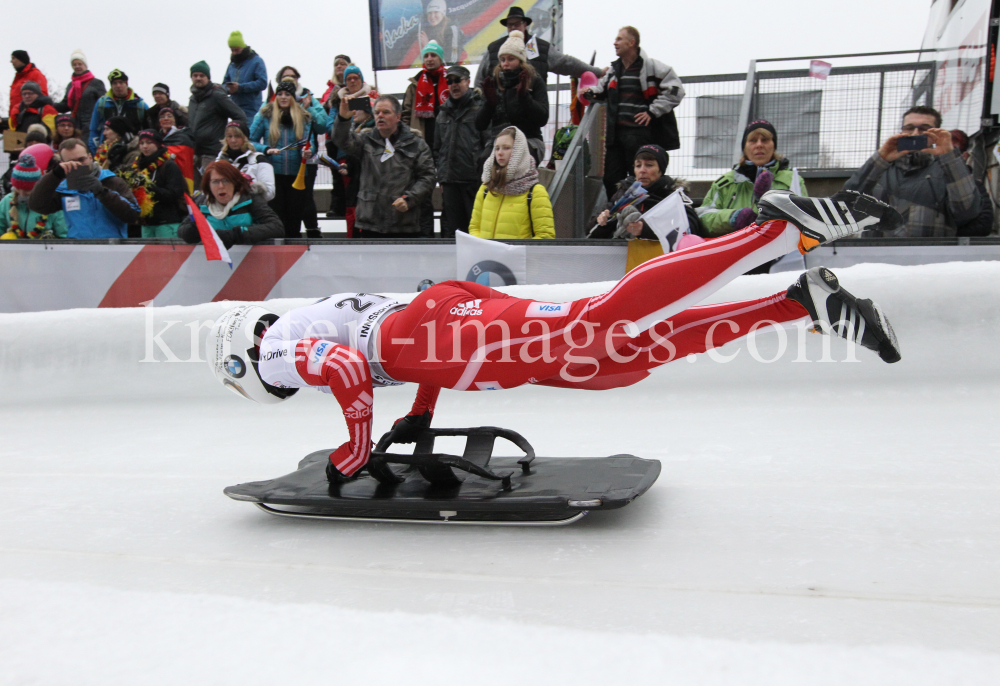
[668,59,936,181]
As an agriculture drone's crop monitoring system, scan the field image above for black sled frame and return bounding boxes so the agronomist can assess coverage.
[224,426,660,526]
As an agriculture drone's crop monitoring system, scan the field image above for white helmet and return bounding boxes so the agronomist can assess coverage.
[206,305,299,404]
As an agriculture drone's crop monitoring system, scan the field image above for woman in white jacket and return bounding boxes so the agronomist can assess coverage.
[215,120,276,201]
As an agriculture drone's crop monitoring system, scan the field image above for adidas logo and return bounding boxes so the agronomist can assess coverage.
[450,299,483,316]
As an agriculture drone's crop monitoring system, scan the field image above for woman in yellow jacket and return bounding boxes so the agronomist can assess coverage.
[469,126,554,239]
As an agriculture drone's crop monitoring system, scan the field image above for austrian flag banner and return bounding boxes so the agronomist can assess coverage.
[809,60,832,80]
[184,194,232,268]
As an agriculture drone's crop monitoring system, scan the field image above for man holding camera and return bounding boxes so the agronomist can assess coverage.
[29,138,140,238]
[844,106,980,237]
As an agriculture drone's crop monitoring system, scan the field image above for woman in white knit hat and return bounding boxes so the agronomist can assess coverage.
[475,30,549,165]
[469,125,554,239]
[54,49,105,132]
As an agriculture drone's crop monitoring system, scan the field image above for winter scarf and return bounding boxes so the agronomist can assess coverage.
[413,67,447,118]
[481,126,538,195]
[67,70,95,117]
[94,140,111,166]
[208,193,242,220]
[121,148,173,218]
[6,198,51,238]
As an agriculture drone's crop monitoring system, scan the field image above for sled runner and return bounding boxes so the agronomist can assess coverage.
[224,427,661,526]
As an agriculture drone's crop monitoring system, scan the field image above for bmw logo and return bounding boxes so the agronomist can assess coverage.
[466,260,517,287]
[224,355,246,379]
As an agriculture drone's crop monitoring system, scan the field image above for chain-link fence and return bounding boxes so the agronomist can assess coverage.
[667,61,936,182]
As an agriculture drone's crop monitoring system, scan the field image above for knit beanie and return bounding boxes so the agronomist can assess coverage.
[108,68,128,84]
[634,144,669,174]
[741,120,777,148]
[498,30,527,63]
[70,49,88,67]
[20,81,42,96]
[152,83,170,96]
[190,61,211,79]
[426,0,447,14]
[158,107,175,120]
[12,154,41,191]
[55,113,75,127]
[275,80,297,96]
[228,31,247,49]
[11,50,29,65]
[105,116,131,138]
[422,40,445,63]
[226,119,250,138]
[344,64,363,82]
[138,129,162,144]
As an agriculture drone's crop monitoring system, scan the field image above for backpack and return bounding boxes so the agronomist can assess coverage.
[551,125,592,172]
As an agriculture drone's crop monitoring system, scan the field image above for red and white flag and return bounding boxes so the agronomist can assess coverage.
[184,195,232,268]
[809,60,832,80]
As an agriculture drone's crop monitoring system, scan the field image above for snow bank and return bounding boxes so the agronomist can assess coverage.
[2,261,998,403]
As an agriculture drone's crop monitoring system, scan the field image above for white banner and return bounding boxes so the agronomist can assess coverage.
[455,232,528,287]
[640,189,690,254]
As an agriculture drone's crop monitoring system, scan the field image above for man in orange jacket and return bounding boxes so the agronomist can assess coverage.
[8,50,48,129]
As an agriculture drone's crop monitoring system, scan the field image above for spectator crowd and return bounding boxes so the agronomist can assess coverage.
[1,9,994,250]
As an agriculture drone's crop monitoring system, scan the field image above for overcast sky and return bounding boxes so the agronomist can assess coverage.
[1,0,931,115]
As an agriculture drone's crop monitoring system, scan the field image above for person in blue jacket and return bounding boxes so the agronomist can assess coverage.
[28,138,140,238]
[223,31,268,122]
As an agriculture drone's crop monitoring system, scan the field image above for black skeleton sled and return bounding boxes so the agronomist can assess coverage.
[224,426,661,526]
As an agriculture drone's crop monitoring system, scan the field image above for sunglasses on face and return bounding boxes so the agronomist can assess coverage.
[446,77,466,85]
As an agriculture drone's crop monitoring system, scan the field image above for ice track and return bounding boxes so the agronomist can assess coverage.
[1,262,999,684]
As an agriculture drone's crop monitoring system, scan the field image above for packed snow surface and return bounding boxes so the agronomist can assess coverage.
[1,262,999,684]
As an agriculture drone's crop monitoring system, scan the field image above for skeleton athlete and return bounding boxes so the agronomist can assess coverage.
[208,190,903,482]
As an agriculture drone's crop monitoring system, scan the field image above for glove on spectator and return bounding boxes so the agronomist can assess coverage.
[731,207,756,230]
[753,169,773,203]
[69,169,104,195]
[517,69,531,97]
[481,77,498,106]
[615,205,642,238]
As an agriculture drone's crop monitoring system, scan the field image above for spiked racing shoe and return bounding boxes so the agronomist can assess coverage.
[786,266,901,363]
[756,190,903,254]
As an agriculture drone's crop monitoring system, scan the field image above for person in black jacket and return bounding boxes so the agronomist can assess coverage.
[187,61,247,186]
[121,130,188,237]
[476,30,548,165]
[473,6,602,88]
[590,144,702,241]
[178,160,282,247]
[434,65,489,237]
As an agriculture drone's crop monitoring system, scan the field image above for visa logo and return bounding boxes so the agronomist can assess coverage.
[527,302,569,318]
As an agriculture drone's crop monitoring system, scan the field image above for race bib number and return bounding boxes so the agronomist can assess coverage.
[64,197,81,212]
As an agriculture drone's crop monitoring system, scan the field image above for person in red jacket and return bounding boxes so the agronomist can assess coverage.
[8,50,48,128]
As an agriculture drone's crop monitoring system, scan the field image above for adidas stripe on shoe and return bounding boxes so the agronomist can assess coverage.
[785,266,901,363]
[756,190,903,254]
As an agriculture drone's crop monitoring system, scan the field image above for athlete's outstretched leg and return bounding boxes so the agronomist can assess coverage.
[549,265,901,388]
[583,189,903,338]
